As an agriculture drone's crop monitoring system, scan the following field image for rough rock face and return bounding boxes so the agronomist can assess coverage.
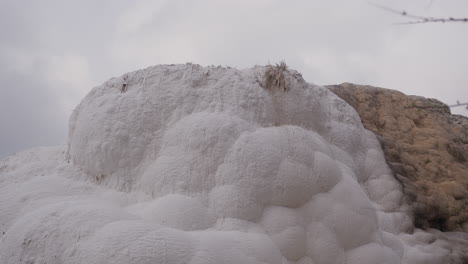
[328,83,468,232]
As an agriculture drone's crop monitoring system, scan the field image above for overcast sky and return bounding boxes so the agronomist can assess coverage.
[1,0,467,158]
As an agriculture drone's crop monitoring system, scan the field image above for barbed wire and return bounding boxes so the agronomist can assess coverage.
[370,2,468,24]
[448,101,468,109]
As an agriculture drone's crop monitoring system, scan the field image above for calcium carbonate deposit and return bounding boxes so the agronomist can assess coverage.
[0,64,467,264]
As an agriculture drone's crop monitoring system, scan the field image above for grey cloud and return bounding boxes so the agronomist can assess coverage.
[0,66,67,157]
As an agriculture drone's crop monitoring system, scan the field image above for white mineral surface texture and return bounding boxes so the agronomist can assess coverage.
[0,64,466,264]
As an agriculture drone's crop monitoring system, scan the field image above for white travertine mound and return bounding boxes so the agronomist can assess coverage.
[0,64,466,263]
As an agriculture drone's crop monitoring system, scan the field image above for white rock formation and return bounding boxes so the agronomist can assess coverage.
[0,64,466,263]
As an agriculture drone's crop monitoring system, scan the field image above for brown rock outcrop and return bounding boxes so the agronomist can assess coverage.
[328,83,468,232]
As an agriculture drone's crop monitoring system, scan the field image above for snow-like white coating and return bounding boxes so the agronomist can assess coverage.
[0,64,466,263]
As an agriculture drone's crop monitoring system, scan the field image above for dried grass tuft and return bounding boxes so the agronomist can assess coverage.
[262,61,289,92]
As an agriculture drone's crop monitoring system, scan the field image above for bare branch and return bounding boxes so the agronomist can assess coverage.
[369,2,468,24]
